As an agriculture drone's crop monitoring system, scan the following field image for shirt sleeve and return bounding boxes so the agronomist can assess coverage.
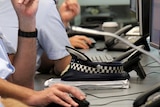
[0,38,15,79]
[0,28,16,54]
[36,0,71,60]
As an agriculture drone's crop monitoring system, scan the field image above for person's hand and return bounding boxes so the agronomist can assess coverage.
[59,0,80,27]
[69,35,92,49]
[11,0,39,31]
[28,83,86,107]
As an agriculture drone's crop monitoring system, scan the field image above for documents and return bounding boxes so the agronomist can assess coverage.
[44,78,130,90]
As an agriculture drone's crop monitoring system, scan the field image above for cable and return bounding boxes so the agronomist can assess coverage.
[114,24,132,35]
[71,26,160,65]
[85,91,144,99]
[143,61,157,67]
[146,72,160,75]
[85,91,144,106]
[145,66,160,68]
[91,99,134,106]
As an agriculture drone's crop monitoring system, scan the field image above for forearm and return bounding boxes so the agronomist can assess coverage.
[8,17,37,89]
[0,79,35,104]
[10,37,37,89]
[39,54,71,75]
[7,5,37,88]
[53,55,71,75]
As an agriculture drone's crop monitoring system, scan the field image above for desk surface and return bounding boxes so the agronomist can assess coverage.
[34,41,160,107]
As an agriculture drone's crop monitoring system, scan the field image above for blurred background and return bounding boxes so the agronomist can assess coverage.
[58,0,137,27]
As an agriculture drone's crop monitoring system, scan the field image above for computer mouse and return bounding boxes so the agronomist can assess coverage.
[71,97,90,107]
[88,37,96,48]
[46,97,90,107]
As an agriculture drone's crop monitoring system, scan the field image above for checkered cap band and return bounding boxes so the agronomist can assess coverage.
[70,62,124,74]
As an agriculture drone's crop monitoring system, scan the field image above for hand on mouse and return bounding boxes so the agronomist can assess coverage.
[31,83,86,107]
[69,35,93,49]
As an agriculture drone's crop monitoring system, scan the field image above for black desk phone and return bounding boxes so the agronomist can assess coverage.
[133,83,160,107]
[104,25,150,51]
[70,24,150,52]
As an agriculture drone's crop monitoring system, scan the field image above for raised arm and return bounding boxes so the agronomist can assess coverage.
[7,0,39,89]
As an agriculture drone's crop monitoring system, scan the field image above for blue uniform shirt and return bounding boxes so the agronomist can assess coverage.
[0,30,15,79]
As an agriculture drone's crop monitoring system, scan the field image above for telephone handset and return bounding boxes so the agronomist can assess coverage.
[133,83,160,107]
[104,24,133,48]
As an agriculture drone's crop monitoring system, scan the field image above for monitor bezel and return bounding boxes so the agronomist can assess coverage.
[149,0,160,49]
[138,0,150,36]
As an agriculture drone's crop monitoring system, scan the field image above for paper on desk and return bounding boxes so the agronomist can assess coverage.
[44,78,130,89]
[126,26,140,36]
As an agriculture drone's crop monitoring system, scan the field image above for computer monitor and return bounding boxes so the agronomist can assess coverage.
[127,0,151,51]
[150,0,160,49]
[138,0,150,36]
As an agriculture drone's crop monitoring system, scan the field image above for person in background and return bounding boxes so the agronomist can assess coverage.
[36,0,93,75]
[0,0,86,106]
[58,0,93,49]
[38,0,94,75]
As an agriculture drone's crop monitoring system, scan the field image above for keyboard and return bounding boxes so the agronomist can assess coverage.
[88,47,137,63]
[89,54,114,62]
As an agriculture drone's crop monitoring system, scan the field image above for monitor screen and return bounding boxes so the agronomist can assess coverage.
[150,0,160,49]
[138,0,150,36]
